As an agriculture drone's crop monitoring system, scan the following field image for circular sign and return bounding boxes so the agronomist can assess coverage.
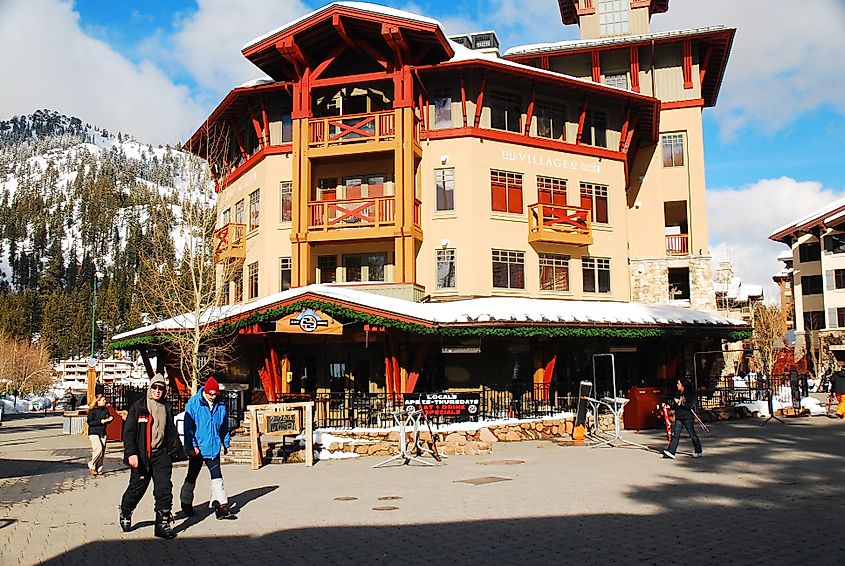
[467,404,478,414]
[299,314,318,332]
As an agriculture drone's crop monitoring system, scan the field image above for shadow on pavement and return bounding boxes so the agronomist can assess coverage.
[175,485,279,531]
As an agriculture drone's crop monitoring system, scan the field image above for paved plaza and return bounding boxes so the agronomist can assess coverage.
[1,412,843,565]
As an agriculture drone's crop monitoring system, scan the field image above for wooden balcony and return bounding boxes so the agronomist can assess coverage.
[306,196,422,242]
[308,111,396,150]
[213,223,246,262]
[528,203,592,246]
[666,234,689,256]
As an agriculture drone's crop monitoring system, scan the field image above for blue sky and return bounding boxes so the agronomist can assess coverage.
[1,0,843,297]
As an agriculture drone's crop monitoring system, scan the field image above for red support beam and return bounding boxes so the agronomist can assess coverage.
[699,42,713,87]
[311,42,347,80]
[591,51,601,82]
[404,342,430,394]
[230,121,247,160]
[474,71,486,128]
[261,96,270,145]
[621,114,638,154]
[629,46,640,92]
[576,97,588,144]
[540,55,550,71]
[248,104,264,148]
[619,106,631,152]
[683,39,693,89]
[460,72,468,127]
[524,82,536,137]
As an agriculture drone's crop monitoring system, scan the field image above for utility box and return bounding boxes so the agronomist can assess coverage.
[625,386,663,430]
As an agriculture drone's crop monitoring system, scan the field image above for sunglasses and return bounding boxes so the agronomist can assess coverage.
[150,385,166,392]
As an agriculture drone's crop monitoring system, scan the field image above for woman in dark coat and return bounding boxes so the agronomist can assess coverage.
[119,375,185,539]
[86,394,112,475]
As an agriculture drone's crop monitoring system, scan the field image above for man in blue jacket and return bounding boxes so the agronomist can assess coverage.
[179,376,237,519]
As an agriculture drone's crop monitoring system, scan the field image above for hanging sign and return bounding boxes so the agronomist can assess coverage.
[404,393,481,419]
[276,308,343,335]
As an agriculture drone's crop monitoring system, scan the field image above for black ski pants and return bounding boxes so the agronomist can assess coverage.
[121,449,173,513]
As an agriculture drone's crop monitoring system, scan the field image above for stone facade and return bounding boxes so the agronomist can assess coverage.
[629,256,715,311]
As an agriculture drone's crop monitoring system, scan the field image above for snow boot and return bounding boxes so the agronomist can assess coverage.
[180,481,196,517]
[154,509,176,539]
[119,507,132,532]
[181,501,195,517]
[213,500,237,520]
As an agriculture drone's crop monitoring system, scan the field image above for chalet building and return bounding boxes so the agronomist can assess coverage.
[770,196,845,359]
[772,251,795,333]
[113,1,744,408]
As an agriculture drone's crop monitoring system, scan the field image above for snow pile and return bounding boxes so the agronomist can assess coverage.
[801,396,826,416]
[736,396,826,417]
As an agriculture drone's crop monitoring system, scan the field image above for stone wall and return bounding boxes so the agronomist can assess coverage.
[317,415,622,458]
[629,256,715,311]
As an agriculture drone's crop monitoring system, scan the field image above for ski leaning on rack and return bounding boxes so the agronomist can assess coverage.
[660,403,672,442]
[417,399,442,462]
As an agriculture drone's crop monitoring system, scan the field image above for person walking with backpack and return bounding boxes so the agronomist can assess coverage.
[119,375,185,539]
[179,376,237,520]
[662,378,703,459]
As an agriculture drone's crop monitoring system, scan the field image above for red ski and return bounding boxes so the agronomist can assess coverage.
[660,403,672,442]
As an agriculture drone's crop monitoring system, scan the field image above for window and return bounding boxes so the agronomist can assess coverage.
[537,176,567,205]
[433,89,452,129]
[318,178,338,201]
[436,249,456,289]
[581,110,607,147]
[580,183,609,223]
[804,311,824,330]
[318,255,337,283]
[661,134,685,167]
[540,254,569,291]
[344,176,363,199]
[582,257,611,293]
[824,233,845,254]
[343,253,386,282]
[366,174,385,197]
[280,182,292,222]
[248,262,259,299]
[536,104,565,141]
[826,269,845,290]
[598,0,629,35]
[281,112,293,143]
[491,170,523,214]
[492,249,525,289]
[801,275,823,296]
[233,270,243,303]
[490,91,521,133]
[249,190,260,230]
[280,257,291,291]
[668,267,691,300]
[435,168,455,211]
[234,199,245,225]
[604,73,628,89]
[221,208,231,227]
[830,307,845,328]
[798,241,821,263]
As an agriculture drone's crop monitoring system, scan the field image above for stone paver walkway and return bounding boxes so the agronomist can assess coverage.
[1,413,843,565]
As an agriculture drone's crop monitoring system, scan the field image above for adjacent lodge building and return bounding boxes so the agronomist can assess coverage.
[111,0,746,422]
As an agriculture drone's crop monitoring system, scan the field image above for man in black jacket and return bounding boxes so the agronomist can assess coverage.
[830,360,845,418]
[119,375,185,539]
[662,378,703,459]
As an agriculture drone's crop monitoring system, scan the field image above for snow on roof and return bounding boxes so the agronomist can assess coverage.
[237,76,274,88]
[777,249,792,261]
[504,26,729,57]
[242,2,441,51]
[770,193,845,239]
[112,284,745,342]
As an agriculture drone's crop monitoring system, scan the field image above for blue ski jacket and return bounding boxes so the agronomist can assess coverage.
[183,387,230,459]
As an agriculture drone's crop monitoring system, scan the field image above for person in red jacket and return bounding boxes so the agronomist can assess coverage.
[119,375,185,539]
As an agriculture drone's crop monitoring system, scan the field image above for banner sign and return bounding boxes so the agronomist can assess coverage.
[403,393,480,419]
[276,308,343,335]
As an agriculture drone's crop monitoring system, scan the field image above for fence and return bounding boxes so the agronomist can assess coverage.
[276,384,578,429]
[104,384,243,431]
[697,373,797,410]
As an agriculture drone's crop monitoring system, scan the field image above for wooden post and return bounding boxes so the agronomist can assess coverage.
[250,407,261,470]
[86,365,96,406]
[305,402,314,467]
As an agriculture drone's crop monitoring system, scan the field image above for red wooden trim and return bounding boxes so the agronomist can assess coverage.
[231,121,247,159]
[629,46,640,93]
[683,40,693,89]
[421,126,626,161]
[541,55,550,70]
[248,104,264,148]
[619,106,630,152]
[524,82,536,136]
[660,98,704,110]
[699,42,713,86]
[311,42,347,80]
[261,96,270,145]
[576,97,588,144]
[311,70,393,87]
[275,36,307,78]
[474,71,486,128]
[621,115,638,154]
[591,51,601,82]
[382,24,410,68]
[404,342,429,394]
[216,145,292,192]
[460,72,468,127]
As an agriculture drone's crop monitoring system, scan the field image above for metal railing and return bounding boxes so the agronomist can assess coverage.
[527,203,592,245]
[697,373,794,410]
[104,384,243,430]
[665,233,689,256]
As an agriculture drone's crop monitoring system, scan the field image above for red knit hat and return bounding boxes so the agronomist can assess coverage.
[204,376,220,394]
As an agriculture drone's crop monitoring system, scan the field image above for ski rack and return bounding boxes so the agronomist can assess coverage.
[373,405,445,468]
[585,396,651,451]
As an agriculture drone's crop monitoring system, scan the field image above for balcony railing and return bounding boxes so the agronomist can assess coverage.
[308,196,396,231]
[666,233,689,256]
[527,203,592,246]
[308,111,396,149]
[213,223,246,261]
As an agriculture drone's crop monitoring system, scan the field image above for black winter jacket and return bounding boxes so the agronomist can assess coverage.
[831,369,845,394]
[86,406,111,437]
[122,398,185,473]
[670,388,698,420]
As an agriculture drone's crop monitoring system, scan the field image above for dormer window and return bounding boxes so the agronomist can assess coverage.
[598,0,629,36]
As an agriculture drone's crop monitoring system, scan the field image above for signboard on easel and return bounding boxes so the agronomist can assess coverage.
[262,411,300,436]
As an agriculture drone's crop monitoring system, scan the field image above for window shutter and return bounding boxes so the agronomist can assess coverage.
[826,270,835,290]
[828,308,838,329]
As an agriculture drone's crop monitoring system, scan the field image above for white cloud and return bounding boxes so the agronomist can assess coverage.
[653,0,845,140]
[170,0,311,95]
[0,0,205,145]
[707,178,844,302]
